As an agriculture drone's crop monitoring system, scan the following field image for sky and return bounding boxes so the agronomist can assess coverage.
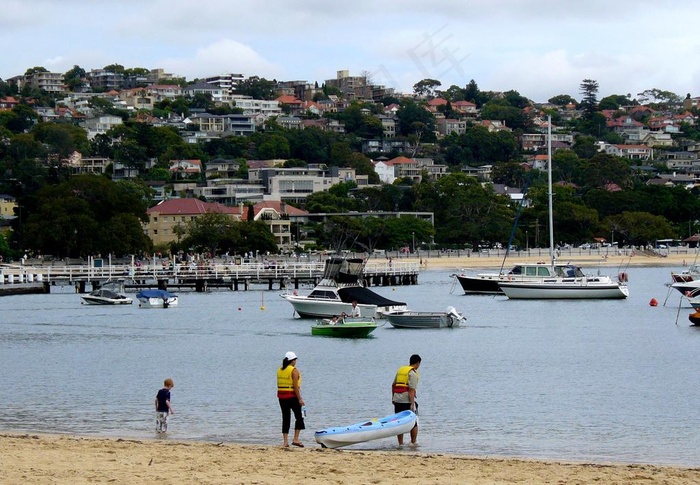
[2,0,700,103]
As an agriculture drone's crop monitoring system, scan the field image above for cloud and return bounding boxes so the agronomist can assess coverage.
[159,39,282,80]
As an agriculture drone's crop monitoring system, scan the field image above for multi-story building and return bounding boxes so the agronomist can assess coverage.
[229,95,281,117]
[204,73,245,93]
[81,115,123,139]
[26,71,65,93]
[89,69,124,91]
[145,198,240,247]
[188,113,256,136]
[184,81,228,104]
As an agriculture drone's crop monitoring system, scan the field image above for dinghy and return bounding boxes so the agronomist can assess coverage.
[314,410,416,449]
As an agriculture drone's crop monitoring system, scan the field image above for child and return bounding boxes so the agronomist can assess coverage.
[155,378,175,433]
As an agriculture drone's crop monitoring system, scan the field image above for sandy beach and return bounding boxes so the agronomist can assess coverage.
[414,250,693,271]
[2,433,699,484]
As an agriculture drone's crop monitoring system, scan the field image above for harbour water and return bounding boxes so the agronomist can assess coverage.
[1,265,699,466]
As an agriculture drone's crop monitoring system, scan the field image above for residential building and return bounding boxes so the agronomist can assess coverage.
[192,181,265,205]
[0,194,17,221]
[230,95,281,118]
[184,81,228,104]
[169,159,202,178]
[89,69,124,91]
[145,198,240,247]
[605,144,653,160]
[204,73,245,93]
[119,88,155,110]
[26,71,65,93]
[436,118,467,137]
[81,115,123,139]
[188,113,256,136]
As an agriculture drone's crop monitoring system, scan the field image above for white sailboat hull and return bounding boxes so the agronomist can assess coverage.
[499,278,629,299]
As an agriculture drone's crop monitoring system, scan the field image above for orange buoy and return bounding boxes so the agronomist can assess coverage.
[649,298,658,307]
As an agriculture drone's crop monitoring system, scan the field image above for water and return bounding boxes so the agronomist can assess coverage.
[1,266,699,466]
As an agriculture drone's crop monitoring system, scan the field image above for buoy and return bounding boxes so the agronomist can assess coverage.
[649,298,658,307]
[689,310,700,325]
[238,307,242,311]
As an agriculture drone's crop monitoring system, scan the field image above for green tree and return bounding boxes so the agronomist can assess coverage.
[64,65,86,91]
[579,79,599,118]
[603,211,675,246]
[548,94,577,106]
[234,76,278,100]
[413,78,442,98]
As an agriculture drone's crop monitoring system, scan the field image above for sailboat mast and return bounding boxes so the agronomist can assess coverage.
[548,115,555,266]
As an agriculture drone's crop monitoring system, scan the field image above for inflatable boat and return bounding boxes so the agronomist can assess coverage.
[314,410,417,449]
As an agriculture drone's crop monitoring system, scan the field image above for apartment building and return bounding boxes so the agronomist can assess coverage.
[26,71,65,93]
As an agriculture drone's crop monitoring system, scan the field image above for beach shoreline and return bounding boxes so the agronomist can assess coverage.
[412,252,692,271]
[2,432,699,484]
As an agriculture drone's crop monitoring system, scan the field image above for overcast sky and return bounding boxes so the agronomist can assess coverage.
[2,0,699,102]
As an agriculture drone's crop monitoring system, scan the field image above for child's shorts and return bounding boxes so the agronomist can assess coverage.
[156,411,169,432]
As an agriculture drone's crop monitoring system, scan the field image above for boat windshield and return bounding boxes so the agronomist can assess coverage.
[308,290,340,300]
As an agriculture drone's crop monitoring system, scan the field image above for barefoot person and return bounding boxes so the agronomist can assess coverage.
[155,378,174,433]
[391,354,421,445]
[277,351,305,447]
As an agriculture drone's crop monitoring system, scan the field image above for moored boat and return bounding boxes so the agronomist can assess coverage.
[136,289,178,308]
[314,410,417,449]
[384,306,465,329]
[494,117,629,300]
[281,257,406,318]
[81,282,132,305]
[311,316,378,338]
[452,263,578,295]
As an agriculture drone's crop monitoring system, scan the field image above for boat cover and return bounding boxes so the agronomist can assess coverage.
[136,289,177,298]
[338,286,405,308]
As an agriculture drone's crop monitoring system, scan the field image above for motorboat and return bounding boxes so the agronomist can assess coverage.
[281,257,406,318]
[384,306,465,329]
[311,316,378,338]
[493,117,629,300]
[671,264,700,283]
[314,410,417,449]
[452,262,578,295]
[669,279,700,296]
[136,289,178,308]
[81,282,133,305]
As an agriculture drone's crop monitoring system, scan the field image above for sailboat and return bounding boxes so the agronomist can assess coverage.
[498,116,629,300]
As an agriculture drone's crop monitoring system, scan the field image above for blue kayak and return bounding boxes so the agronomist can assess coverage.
[314,410,417,449]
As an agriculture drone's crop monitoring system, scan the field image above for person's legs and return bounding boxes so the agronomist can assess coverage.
[291,399,305,445]
[279,399,292,446]
[409,423,418,444]
[393,402,410,445]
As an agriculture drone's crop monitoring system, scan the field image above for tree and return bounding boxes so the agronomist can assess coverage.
[548,94,576,106]
[603,211,675,246]
[579,79,599,118]
[396,99,436,141]
[234,76,278,100]
[413,79,442,98]
[64,65,86,91]
[21,175,152,257]
[32,122,89,159]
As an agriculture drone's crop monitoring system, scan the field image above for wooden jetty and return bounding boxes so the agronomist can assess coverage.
[0,260,420,294]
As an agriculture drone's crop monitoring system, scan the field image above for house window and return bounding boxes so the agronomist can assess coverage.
[153,217,158,223]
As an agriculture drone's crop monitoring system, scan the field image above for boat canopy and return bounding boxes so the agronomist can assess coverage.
[324,257,365,284]
[136,289,177,298]
[338,286,405,308]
